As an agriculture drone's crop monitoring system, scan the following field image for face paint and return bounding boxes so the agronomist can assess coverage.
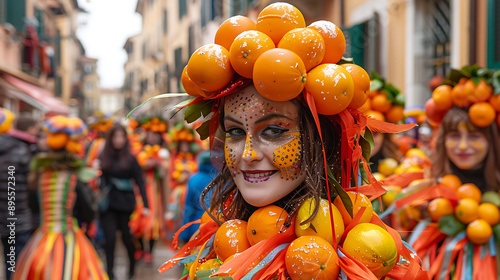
[445,122,489,170]
[272,132,302,180]
[223,86,306,207]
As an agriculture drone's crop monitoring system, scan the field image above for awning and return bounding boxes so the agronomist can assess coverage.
[2,73,69,116]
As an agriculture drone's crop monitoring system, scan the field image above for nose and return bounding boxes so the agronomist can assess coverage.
[459,135,467,150]
[242,134,261,163]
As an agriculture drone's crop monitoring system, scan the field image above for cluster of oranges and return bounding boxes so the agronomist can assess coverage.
[137,144,161,167]
[375,148,430,181]
[43,115,87,155]
[429,78,500,128]
[89,112,113,133]
[141,117,168,133]
[171,127,195,142]
[428,174,499,244]
[360,77,406,123]
[0,108,14,134]
[193,193,400,279]
[182,2,371,116]
[170,155,198,182]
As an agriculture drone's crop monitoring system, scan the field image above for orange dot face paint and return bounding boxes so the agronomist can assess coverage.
[223,86,306,207]
[445,122,488,170]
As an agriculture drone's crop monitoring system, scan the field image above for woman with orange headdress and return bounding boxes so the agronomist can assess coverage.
[139,3,427,279]
[387,66,500,279]
[14,116,108,280]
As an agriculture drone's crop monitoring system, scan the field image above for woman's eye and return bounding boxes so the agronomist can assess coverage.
[468,133,483,141]
[447,132,460,140]
[261,126,288,138]
[226,128,246,139]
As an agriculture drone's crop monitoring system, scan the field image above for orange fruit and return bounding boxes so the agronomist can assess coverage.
[277,28,325,71]
[214,219,251,261]
[229,30,275,78]
[365,110,385,121]
[454,198,479,224]
[187,44,234,92]
[285,236,339,280]
[478,203,500,225]
[466,219,492,244]
[47,132,69,150]
[343,223,398,279]
[425,98,447,125]
[341,64,370,109]
[65,140,82,155]
[358,98,371,113]
[253,48,306,102]
[247,205,288,246]
[295,198,344,245]
[463,79,476,100]
[305,64,354,115]
[456,183,482,203]
[214,16,256,51]
[333,192,373,226]
[385,105,404,123]
[256,2,306,45]
[371,93,392,113]
[440,174,462,191]
[489,94,500,111]
[427,198,453,222]
[368,90,378,98]
[308,20,346,64]
[432,85,453,111]
[470,79,492,102]
[181,67,206,97]
[469,102,496,128]
[377,158,399,177]
[451,80,472,108]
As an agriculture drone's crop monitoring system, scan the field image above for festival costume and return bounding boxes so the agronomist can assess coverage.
[133,3,428,279]
[164,126,199,241]
[85,112,113,190]
[0,107,15,134]
[130,117,169,242]
[385,66,500,278]
[14,116,108,280]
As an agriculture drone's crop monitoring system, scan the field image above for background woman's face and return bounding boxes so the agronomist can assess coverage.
[146,131,162,145]
[445,122,488,170]
[112,129,127,150]
[223,86,306,207]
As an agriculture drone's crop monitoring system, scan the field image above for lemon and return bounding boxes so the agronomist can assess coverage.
[295,198,344,245]
[378,158,399,177]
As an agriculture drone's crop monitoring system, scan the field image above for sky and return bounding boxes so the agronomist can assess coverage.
[77,0,142,88]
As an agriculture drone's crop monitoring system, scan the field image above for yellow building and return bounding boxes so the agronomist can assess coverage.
[79,55,100,117]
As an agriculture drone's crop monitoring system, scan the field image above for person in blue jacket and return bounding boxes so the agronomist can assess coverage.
[179,150,216,243]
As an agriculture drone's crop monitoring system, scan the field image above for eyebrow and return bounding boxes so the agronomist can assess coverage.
[255,113,293,124]
[223,116,243,125]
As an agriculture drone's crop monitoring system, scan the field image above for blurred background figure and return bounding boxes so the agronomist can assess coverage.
[179,151,216,244]
[14,116,108,280]
[98,124,149,280]
[0,112,39,280]
[130,117,169,265]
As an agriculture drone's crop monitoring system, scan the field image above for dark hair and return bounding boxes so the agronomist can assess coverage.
[100,124,133,171]
[433,106,500,191]
[15,115,37,131]
[200,90,341,224]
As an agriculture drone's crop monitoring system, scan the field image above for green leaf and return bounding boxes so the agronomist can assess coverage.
[370,79,384,92]
[438,215,466,237]
[184,101,214,123]
[394,93,405,106]
[446,69,470,85]
[337,57,354,64]
[492,70,500,95]
[372,197,384,215]
[471,77,482,85]
[359,136,371,163]
[381,88,395,102]
[364,129,374,150]
[327,168,353,218]
[196,121,211,140]
[76,167,98,183]
[493,223,500,241]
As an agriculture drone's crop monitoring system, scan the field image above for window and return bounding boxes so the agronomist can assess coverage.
[142,42,147,60]
[212,0,222,20]
[3,0,26,31]
[163,10,168,34]
[487,0,500,68]
[201,0,208,28]
[84,64,93,74]
[179,0,187,19]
